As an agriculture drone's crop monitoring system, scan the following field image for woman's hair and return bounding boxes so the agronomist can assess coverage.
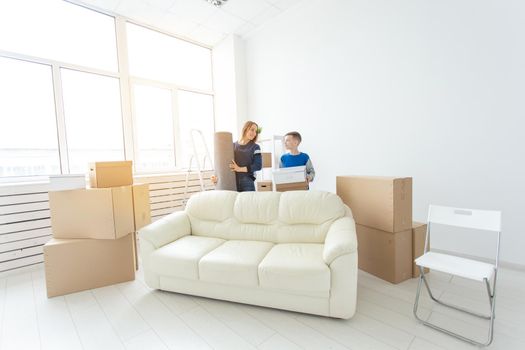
[240,121,259,142]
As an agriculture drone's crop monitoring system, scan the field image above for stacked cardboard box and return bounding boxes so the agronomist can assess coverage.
[261,152,272,168]
[256,152,274,191]
[257,180,273,192]
[412,222,429,277]
[44,161,151,297]
[337,176,427,284]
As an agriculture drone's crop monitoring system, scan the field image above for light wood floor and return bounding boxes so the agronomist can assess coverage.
[1,264,524,350]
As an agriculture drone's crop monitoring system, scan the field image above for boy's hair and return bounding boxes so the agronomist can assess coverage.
[285,131,302,143]
[241,121,259,142]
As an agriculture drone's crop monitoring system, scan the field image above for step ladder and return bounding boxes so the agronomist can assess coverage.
[256,135,285,190]
[182,129,213,207]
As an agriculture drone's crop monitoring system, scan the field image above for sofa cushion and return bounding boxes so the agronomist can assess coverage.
[276,222,333,244]
[279,191,345,225]
[258,243,330,294]
[149,236,224,280]
[186,190,237,222]
[234,192,280,224]
[199,240,274,287]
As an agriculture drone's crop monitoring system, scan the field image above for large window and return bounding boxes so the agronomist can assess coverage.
[127,23,215,172]
[0,0,117,72]
[132,84,175,171]
[177,91,215,169]
[0,57,60,177]
[0,1,216,180]
[61,69,125,174]
[127,23,213,91]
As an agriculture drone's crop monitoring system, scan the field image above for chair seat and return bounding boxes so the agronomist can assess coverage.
[415,252,495,282]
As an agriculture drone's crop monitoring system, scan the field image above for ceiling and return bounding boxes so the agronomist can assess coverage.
[73,0,306,47]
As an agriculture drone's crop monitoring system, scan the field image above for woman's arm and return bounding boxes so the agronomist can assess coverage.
[249,147,263,173]
[229,144,262,173]
[229,160,247,172]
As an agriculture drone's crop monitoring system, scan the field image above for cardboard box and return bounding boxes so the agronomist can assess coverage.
[273,166,306,185]
[132,183,151,231]
[44,233,135,297]
[276,181,309,192]
[257,180,273,192]
[356,224,412,284]
[336,176,412,232]
[132,232,139,270]
[49,174,86,191]
[261,152,272,168]
[412,221,429,277]
[49,186,134,240]
[89,161,133,188]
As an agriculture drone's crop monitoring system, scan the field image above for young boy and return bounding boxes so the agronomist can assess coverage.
[279,131,315,183]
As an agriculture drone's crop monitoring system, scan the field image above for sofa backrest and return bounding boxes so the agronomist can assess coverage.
[185,190,348,243]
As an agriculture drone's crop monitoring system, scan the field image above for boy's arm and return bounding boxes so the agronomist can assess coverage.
[306,158,315,182]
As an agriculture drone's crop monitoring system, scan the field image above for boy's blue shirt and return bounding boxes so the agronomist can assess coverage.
[280,152,316,182]
[280,152,310,167]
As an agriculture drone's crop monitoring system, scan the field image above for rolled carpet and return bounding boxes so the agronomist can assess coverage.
[214,132,236,191]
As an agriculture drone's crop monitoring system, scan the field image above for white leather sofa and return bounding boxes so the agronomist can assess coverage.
[139,190,358,319]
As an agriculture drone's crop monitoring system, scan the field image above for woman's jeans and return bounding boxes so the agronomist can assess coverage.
[236,174,255,192]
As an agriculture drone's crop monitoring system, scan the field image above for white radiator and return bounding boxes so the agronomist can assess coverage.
[0,171,214,273]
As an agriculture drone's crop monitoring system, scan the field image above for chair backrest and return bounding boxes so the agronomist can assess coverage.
[426,204,502,266]
[428,205,501,232]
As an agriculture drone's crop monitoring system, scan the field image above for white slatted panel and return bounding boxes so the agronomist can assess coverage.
[137,171,214,220]
[0,182,52,273]
[0,171,214,273]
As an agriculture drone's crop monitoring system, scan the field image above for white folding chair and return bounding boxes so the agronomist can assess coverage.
[413,205,502,347]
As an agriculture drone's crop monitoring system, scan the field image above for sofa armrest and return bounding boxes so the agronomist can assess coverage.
[139,211,191,250]
[323,216,357,265]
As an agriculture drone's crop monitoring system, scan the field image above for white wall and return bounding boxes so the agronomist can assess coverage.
[244,0,525,266]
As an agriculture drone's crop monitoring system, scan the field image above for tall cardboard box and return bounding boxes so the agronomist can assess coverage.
[49,186,134,240]
[336,176,412,232]
[412,222,429,277]
[356,224,412,284]
[44,233,135,297]
[132,183,151,231]
[89,161,133,188]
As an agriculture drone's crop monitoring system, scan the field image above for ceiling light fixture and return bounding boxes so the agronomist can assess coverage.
[205,0,228,7]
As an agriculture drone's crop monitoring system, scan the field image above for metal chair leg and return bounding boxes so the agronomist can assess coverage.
[413,267,497,347]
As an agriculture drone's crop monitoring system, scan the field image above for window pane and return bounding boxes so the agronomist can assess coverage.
[132,84,175,172]
[177,91,215,169]
[0,57,60,177]
[0,0,117,72]
[61,69,124,173]
[127,23,212,91]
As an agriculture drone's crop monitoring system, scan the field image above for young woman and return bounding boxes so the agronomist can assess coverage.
[230,121,263,192]
[212,121,262,192]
